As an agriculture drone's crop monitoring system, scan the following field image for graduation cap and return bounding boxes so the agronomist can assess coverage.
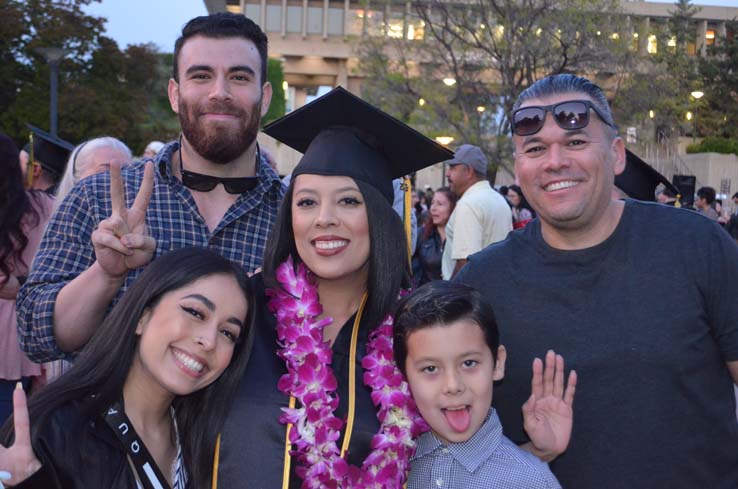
[615,149,680,202]
[263,86,453,203]
[23,124,74,179]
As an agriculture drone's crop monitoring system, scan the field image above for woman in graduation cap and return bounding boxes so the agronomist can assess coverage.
[213,88,453,488]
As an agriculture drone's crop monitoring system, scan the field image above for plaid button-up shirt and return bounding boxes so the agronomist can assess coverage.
[408,409,561,489]
[17,141,283,362]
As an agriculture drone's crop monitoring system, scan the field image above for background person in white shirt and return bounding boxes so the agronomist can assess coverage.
[442,144,512,279]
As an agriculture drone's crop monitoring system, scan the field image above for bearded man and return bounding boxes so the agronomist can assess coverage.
[17,13,283,362]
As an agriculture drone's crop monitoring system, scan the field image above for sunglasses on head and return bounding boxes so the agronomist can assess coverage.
[511,99,617,137]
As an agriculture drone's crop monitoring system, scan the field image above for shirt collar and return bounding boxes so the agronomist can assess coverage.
[465,180,492,195]
[411,408,503,473]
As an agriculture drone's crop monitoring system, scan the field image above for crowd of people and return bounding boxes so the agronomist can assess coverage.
[0,11,737,489]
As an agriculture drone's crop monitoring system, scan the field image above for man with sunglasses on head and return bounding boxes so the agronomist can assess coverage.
[455,74,738,489]
[17,13,283,363]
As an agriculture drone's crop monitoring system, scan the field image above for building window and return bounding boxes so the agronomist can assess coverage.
[287,5,302,33]
[266,4,282,32]
[328,7,344,35]
[245,4,261,23]
[346,8,365,35]
[386,4,404,39]
[405,7,425,40]
[366,8,384,36]
[706,29,715,46]
[407,19,424,40]
[647,34,658,54]
[667,35,676,53]
[307,6,323,34]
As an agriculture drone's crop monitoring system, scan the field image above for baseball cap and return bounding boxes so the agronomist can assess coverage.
[446,144,488,176]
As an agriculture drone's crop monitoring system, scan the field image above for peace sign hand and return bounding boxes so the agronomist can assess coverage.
[0,385,42,487]
[522,350,577,461]
[91,161,156,280]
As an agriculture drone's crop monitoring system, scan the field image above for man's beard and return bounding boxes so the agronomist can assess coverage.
[179,96,261,165]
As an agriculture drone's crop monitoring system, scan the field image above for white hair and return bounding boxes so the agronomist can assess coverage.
[144,140,165,155]
[54,137,132,214]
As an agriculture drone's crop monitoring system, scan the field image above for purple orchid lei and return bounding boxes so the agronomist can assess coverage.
[266,256,429,488]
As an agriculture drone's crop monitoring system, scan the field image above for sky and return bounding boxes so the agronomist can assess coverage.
[83,0,208,52]
[84,0,738,52]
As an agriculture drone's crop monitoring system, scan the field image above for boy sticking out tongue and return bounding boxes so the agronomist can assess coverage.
[393,281,576,489]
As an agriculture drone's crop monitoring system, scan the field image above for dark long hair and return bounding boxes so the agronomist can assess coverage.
[1,247,255,489]
[422,186,457,240]
[0,133,41,283]
[263,177,410,329]
[508,184,536,217]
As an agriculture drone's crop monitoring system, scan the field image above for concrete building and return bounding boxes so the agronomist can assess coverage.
[205,0,737,97]
[204,0,738,190]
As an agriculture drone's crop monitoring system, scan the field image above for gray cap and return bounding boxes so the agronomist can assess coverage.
[446,144,488,176]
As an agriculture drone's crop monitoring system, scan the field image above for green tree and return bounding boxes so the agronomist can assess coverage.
[0,0,169,154]
[263,58,286,125]
[698,20,738,138]
[612,0,702,143]
[358,0,632,180]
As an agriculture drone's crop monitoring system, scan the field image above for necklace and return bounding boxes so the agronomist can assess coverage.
[267,256,428,488]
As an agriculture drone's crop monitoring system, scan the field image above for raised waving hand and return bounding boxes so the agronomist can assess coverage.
[91,161,156,279]
[0,385,41,487]
[522,350,577,462]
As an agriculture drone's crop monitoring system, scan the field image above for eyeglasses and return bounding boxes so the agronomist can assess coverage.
[179,139,259,194]
[511,100,617,137]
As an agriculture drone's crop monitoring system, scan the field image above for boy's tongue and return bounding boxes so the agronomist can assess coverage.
[443,407,470,433]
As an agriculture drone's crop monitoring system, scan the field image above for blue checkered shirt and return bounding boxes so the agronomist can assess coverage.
[17,140,283,362]
[408,409,561,489]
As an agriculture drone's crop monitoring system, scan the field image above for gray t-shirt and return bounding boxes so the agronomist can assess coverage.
[455,200,738,489]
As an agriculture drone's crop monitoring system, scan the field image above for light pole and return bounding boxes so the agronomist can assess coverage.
[35,47,70,137]
[690,90,704,143]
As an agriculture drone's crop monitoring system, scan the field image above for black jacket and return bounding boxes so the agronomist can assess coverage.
[416,229,444,284]
[17,399,147,489]
[726,213,738,241]
[216,274,380,488]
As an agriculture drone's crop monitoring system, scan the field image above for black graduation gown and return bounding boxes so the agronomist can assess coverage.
[216,274,381,488]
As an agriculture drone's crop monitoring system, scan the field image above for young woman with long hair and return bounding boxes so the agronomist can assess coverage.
[213,88,453,488]
[0,247,255,489]
[0,133,54,425]
[415,187,457,284]
[507,184,536,229]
